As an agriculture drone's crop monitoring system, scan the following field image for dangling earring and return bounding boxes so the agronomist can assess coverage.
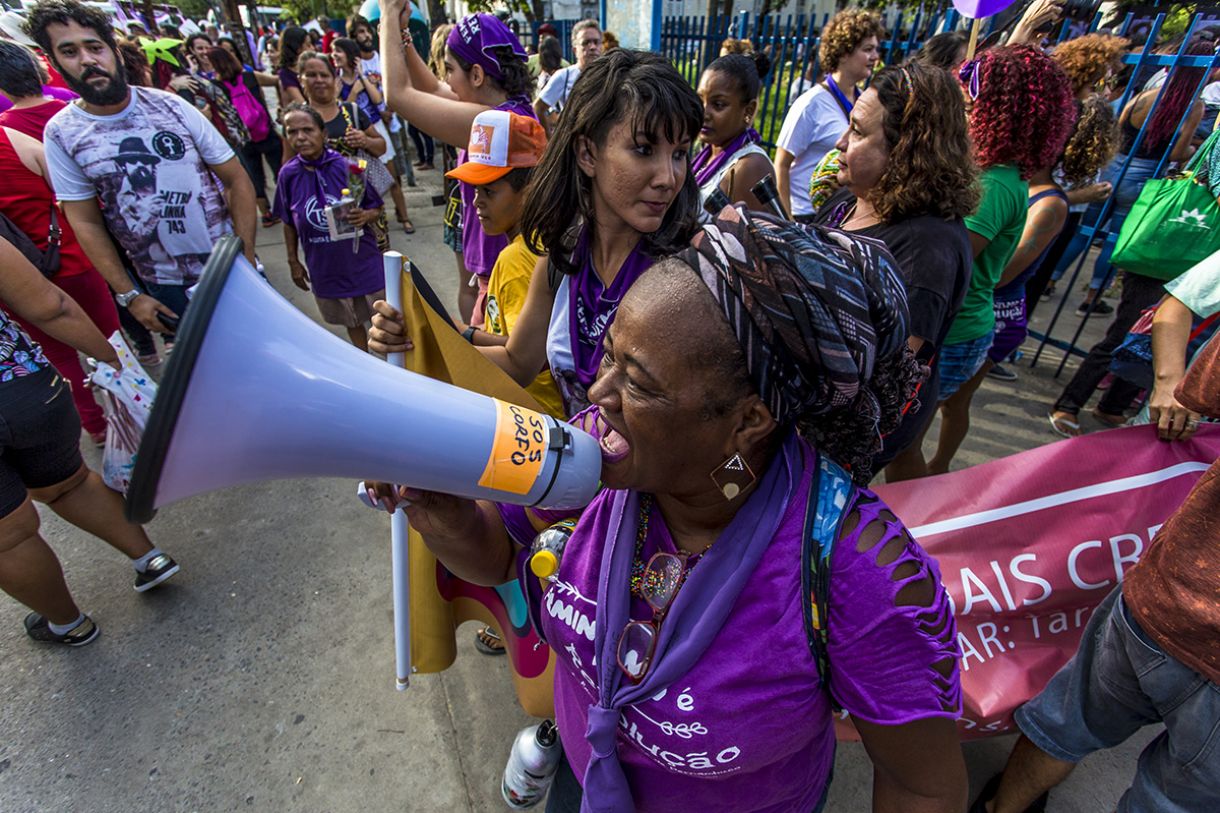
[710,453,756,501]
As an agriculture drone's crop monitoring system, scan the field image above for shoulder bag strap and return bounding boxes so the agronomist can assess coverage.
[800,453,854,711]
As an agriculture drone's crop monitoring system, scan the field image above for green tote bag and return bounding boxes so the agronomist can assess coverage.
[1111,129,1220,282]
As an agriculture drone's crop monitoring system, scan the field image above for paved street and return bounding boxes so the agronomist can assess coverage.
[1,168,1155,812]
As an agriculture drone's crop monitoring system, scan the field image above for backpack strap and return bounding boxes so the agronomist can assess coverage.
[800,452,854,711]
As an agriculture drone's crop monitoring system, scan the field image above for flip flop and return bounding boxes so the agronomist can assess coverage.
[473,625,505,656]
[1092,408,1128,427]
[399,218,415,235]
[1048,412,1082,438]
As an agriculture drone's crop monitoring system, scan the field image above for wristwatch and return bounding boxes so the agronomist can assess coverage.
[115,289,142,308]
[462,325,477,343]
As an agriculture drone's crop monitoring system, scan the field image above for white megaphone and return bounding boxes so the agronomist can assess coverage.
[125,236,602,524]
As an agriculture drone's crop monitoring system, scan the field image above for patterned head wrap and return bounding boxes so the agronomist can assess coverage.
[675,205,909,430]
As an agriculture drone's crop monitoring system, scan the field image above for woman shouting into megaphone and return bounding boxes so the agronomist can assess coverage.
[370,48,703,419]
[372,207,969,813]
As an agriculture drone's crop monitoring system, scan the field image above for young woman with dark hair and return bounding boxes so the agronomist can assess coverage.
[209,46,282,227]
[276,26,308,106]
[379,5,535,322]
[330,37,413,234]
[693,53,775,213]
[810,62,980,480]
[370,47,703,417]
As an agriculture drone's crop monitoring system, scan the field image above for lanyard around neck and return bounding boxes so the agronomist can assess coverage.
[824,74,857,119]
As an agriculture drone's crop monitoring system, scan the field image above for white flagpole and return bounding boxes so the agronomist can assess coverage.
[382,251,411,691]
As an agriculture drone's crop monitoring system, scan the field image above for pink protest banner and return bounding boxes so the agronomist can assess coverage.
[874,424,1220,739]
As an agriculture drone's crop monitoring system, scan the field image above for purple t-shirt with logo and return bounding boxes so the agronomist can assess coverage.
[273,150,385,299]
[459,96,536,278]
[499,437,961,812]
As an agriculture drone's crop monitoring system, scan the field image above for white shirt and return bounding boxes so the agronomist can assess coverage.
[539,64,581,111]
[775,84,849,216]
[44,88,235,285]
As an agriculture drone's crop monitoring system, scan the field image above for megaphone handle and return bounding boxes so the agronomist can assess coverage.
[383,252,411,690]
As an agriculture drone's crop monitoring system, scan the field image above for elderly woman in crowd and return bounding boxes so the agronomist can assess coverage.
[693,53,774,214]
[810,62,978,481]
[274,104,386,351]
[776,9,883,221]
[376,206,967,812]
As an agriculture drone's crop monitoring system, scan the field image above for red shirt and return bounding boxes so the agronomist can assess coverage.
[0,127,94,278]
[0,98,69,141]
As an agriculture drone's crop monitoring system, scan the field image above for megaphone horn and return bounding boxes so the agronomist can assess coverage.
[125,236,601,523]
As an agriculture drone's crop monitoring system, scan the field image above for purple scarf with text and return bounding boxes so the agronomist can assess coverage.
[579,433,803,812]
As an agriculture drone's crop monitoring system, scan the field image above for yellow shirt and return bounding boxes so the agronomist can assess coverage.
[486,234,565,418]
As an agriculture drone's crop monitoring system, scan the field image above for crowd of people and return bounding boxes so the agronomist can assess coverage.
[0,1,1217,812]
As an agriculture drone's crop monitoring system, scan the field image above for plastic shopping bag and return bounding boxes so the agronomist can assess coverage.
[89,332,157,494]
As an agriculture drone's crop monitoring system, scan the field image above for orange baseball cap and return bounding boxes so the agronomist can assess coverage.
[446,110,547,186]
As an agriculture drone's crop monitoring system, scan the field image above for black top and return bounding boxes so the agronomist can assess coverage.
[812,188,972,354]
[811,188,973,470]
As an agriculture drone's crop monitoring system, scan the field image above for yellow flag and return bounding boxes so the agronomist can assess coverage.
[392,261,555,718]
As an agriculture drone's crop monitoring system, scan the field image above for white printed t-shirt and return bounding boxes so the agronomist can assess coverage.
[538,64,581,112]
[775,84,849,216]
[44,87,235,286]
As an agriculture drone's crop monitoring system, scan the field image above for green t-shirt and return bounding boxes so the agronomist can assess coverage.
[944,164,1029,345]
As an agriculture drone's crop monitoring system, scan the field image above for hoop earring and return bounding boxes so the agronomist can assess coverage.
[710,453,756,501]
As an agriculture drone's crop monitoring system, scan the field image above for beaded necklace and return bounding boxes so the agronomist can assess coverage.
[628,494,712,599]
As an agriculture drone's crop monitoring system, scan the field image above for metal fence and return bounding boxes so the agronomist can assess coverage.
[658,9,1220,372]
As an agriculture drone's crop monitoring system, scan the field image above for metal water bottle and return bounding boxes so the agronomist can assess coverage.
[501,719,561,809]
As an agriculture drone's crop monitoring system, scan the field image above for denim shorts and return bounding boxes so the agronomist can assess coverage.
[936,331,994,401]
[1016,587,1220,813]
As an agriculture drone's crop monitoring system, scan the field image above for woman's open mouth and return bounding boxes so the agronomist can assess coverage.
[573,406,631,464]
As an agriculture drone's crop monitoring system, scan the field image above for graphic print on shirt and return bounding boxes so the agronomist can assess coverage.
[544,577,746,778]
[46,91,231,286]
[298,189,345,245]
[112,133,213,262]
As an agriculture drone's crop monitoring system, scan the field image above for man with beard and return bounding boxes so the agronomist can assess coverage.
[348,14,416,188]
[25,0,256,333]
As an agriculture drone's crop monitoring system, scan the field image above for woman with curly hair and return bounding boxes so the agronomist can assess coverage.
[810,62,978,480]
[1024,33,1127,304]
[380,6,535,324]
[374,206,967,812]
[983,98,1119,382]
[925,44,1075,474]
[1048,39,1210,437]
[1024,93,1120,309]
[776,9,882,220]
[1052,33,1129,98]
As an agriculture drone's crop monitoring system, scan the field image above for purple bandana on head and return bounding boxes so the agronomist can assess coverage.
[446,13,526,83]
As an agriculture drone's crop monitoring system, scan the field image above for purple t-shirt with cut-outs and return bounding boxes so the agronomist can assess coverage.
[500,439,960,812]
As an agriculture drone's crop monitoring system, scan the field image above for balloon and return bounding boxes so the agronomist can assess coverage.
[951,0,1020,18]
